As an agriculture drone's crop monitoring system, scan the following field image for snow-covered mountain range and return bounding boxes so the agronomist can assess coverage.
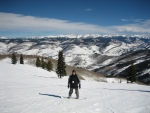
[0,35,150,84]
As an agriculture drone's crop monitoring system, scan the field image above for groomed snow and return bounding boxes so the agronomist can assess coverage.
[0,58,150,113]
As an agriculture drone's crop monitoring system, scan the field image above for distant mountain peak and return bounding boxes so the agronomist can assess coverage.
[0,37,7,39]
[27,34,150,39]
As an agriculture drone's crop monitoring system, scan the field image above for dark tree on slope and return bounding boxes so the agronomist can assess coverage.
[11,52,17,64]
[41,57,46,69]
[46,60,53,71]
[127,63,137,83]
[36,57,41,67]
[20,54,24,64]
[56,51,67,78]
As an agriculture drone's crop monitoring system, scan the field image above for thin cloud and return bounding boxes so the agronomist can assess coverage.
[122,19,143,23]
[0,12,150,37]
[114,21,150,33]
[133,19,143,23]
[0,12,110,34]
[121,19,128,21]
[85,8,93,11]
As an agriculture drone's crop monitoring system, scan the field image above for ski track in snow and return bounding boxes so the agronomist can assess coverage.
[0,58,150,113]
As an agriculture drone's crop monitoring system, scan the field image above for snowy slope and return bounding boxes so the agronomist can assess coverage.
[0,58,150,113]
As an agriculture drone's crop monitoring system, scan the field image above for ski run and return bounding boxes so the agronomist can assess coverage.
[0,58,150,113]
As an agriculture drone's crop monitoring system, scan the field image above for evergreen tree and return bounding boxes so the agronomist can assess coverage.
[20,54,24,64]
[46,60,53,71]
[41,57,46,69]
[128,63,137,83]
[56,51,67,78]
[36,57,41,67]
[11,52,17,64]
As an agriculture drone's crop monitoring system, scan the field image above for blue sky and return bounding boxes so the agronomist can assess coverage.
[0,0,150,38]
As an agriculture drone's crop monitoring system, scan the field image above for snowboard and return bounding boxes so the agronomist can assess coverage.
[62,97,86,100]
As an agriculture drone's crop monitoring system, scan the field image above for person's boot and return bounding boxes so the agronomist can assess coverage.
[68,94,71,99]
[75,94,79,99]
[75,96,79,99]
[68,96,71,99]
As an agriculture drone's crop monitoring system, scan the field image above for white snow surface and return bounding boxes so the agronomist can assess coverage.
[0,58,150,113]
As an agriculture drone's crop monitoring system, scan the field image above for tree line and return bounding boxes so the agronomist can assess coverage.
[11,52,53,72]
[35,57,53,71]
[10,51,137,82]
[11,53,24,64]
[11,51,67,78]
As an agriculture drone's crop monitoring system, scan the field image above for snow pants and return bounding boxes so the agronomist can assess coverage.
[69,88,79,98]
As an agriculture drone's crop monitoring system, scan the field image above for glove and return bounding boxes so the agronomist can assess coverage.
[79,85,81,89]
[68,85,70,88]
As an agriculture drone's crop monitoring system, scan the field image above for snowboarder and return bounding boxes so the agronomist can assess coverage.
[68,70,81,99]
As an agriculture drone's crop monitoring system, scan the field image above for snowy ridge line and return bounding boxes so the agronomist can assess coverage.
[2,34,150,39]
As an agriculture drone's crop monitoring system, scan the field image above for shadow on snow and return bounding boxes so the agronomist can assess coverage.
[39,93,61,98]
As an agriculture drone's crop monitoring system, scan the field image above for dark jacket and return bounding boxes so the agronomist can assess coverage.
[68,74,81,88]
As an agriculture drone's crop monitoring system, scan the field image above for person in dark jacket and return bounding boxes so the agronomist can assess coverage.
[68,70,81,99]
